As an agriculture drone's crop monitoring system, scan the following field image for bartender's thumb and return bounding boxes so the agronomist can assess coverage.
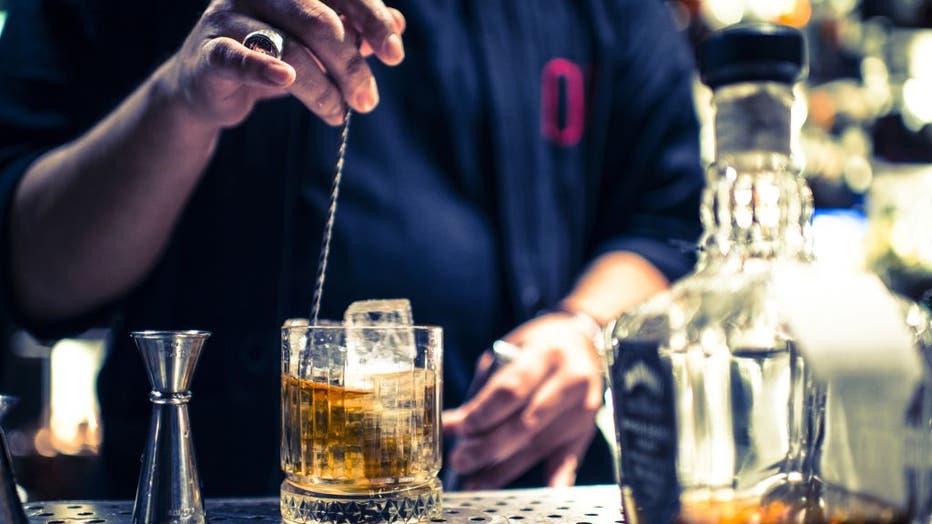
[202,37,295,88]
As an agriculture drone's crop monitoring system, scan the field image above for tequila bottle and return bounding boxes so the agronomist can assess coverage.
[607,24,931,524]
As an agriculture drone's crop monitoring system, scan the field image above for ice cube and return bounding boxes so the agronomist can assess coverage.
[283,318,309,376]
[344,299,414,326]
[344,299,417,385]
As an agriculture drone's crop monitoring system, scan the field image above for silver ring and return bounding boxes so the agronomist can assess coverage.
[243,29,284,60]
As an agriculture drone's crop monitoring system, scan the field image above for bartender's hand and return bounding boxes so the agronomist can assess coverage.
[159,0,405,129]
[443,313,604,489]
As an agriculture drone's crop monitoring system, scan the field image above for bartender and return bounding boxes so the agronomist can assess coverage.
[0,0,702,496]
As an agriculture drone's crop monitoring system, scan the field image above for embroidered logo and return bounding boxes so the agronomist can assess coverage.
[541,58,585,147]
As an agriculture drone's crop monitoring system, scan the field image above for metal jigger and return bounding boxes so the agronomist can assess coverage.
[0,395,26,524]
[131,331,210,524]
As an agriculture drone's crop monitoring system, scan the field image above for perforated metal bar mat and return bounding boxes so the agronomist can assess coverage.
[24,485,624,523]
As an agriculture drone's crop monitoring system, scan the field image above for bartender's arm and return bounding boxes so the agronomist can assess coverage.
[9,0,404,323]
[443,252,668,489]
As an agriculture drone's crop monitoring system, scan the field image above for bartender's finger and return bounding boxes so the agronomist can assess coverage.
[356,8,406,57]
[442,408,466,436]
[448,415,536,475]
[461,420,585,490]
[522,345,602,430]
[456,350,553,437]
[388,8,406,35]
[282,44,347,125]
[449,363,591,474]
[442,350,495,435]
[327,0,404,64]
[253,1,377,113]
[462,446,540,490]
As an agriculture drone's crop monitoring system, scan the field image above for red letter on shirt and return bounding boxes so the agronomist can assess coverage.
[541,58,585,147]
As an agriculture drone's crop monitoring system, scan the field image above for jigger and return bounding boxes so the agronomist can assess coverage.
[132,331,210,524]
[0,395,26,524]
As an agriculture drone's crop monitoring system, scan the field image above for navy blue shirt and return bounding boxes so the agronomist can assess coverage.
[0,0,703,496]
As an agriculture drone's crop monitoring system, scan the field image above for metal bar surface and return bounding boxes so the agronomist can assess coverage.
[24,485,624,524]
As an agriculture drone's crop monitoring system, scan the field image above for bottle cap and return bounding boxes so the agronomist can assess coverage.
[699,23,806,88]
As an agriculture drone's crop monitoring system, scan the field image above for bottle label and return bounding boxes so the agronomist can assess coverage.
[611,340,680,524]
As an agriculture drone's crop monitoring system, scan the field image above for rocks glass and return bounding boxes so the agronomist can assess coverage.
[280,320,442,524]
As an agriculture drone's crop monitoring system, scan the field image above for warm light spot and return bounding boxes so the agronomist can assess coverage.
[908,32,932,79]
[703,0,746,27]
[807,90,836,130]
[903,78,932,128]
[747,0,794,21]
[777,0,812,27]
[33,428,56,458]
[829,0,857,13]
[44,337,105,456]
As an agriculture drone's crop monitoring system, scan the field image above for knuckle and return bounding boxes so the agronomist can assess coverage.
[460,412,483,434]
[566,368,591,388]
[581,384,603,412]
[546,348,566,367]
[201,5,231,28]
[476,352,494,372]
[314,82,342,111]
[514,364,539,386]
[561,370,598,403]
[340,54,372,95]
[565,383,588,406]
[492,380,522,405]
[204,39,234,68]
[319,102,345,125]
[292,67,320,92]
[294,4,344,43]
[517,412,538,433]
[362,7,394,38]
[343,53,369,79]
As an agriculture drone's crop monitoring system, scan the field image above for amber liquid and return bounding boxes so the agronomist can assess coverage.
[675,491,910,524]
[280,370,439,490]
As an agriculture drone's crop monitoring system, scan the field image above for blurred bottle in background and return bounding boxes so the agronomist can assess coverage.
[860,0,932,308]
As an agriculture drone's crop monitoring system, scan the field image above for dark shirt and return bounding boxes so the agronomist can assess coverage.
[0,0,703,496]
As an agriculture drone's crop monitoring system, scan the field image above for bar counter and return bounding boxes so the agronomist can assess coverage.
[23,485,624,524]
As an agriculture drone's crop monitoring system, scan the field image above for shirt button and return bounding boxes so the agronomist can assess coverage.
[521,285,541,310]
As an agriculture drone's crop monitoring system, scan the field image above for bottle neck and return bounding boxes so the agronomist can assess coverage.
[714,83,794,157]
[698,83,813,268]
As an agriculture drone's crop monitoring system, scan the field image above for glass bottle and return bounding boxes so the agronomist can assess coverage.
[607,24,931,524]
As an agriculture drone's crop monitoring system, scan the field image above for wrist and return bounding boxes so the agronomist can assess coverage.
[543,303,606,353]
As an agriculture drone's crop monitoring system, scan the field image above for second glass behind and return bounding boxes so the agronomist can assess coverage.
[280,320,442,524]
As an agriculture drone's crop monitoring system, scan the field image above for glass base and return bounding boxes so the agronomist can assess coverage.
[280,478,442,524]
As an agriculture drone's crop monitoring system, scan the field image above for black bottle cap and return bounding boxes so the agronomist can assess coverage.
[699,23,807,89]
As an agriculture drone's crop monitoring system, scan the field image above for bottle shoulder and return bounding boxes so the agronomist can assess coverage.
[611,264,932,368]
[610,263,796,355]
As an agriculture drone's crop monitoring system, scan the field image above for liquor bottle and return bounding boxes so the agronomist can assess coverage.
[607,24,931,524]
